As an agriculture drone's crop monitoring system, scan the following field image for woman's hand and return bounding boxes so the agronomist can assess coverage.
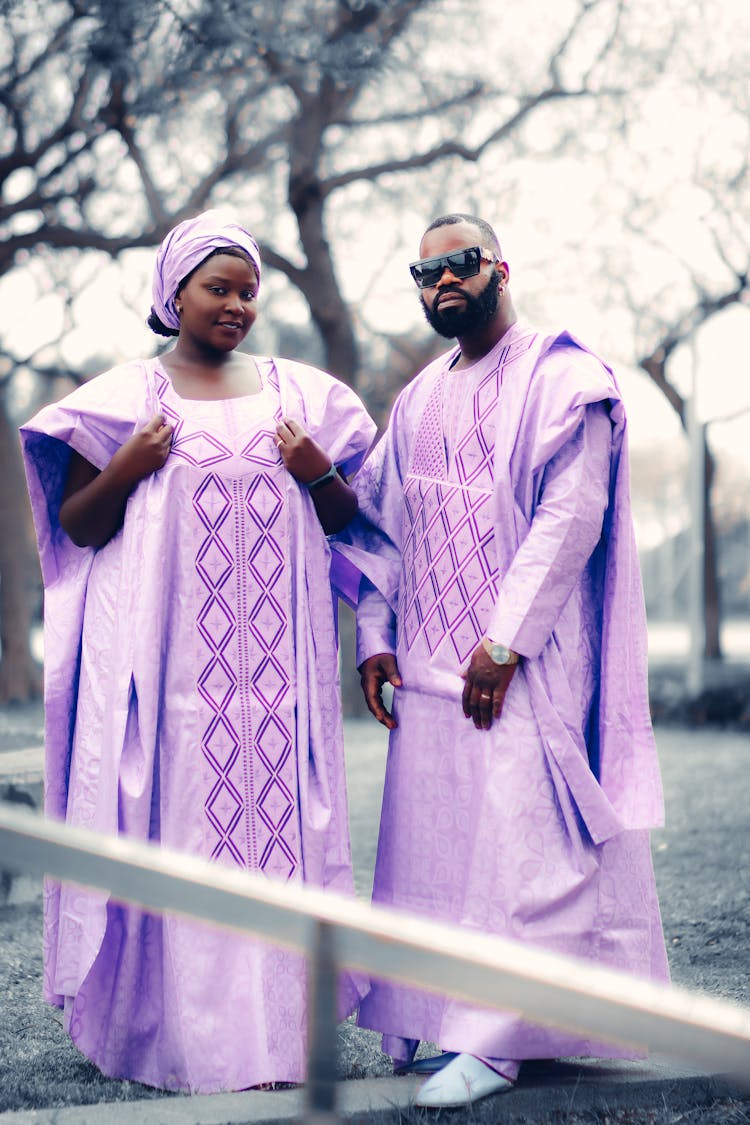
[275,416,358,534]
[109,413,173,487]
[60,413,172,548]
[275,417,332,483]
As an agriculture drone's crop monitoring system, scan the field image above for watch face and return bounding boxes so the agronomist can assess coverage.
[490,643,511,665]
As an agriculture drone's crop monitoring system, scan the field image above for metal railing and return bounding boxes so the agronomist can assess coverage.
[2,800,750,1120]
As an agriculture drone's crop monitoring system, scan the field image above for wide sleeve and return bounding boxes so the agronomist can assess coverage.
[486,401,613,656]
[18,362,150,823]
[19,362,149,588]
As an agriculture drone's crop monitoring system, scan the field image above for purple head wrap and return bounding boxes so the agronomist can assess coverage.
[150,209,262,332]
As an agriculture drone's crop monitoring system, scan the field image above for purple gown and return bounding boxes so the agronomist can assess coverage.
[336,321,669,1065]
[21,356,375,1092]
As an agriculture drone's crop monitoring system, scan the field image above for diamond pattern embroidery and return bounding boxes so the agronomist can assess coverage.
[453,368,501,489]
[401,356,511,662]
[244,472,296,878]
[241,429,279,467]
[192,470,297,874]
[194,475,232,531]
[153,371,234,468]
[158,366,298,878]
[173,429,233,467]
[401,478,498,663]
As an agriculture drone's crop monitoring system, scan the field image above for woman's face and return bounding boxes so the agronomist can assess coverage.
[176,253,259,352]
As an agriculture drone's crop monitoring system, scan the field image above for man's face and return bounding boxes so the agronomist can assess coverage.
[420,264,501,339]
[416,221,505,339]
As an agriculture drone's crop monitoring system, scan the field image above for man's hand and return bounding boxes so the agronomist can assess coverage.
[359,653,402,730]
[461,643,517,731]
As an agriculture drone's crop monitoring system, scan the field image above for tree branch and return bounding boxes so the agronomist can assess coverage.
[637,274,750,430]
[0,64,101,184]
[105,79,168,225]
[254,242,308,287]
[337,83,485,129]
[320,85,603,196]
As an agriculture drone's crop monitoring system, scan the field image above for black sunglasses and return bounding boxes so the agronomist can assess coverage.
[409,245,498,289]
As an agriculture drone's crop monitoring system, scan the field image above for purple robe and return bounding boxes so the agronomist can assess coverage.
[20,356,375,1092]
[336,321,669,1064]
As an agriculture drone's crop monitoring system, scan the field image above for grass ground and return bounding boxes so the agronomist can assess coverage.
[0,899,168,1110]
[1,720,750,1120]
[1,897,749,1122]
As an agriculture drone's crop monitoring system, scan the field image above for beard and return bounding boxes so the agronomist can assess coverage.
[420,270,501,338]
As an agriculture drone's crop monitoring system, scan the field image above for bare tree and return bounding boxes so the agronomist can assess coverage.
[617,60,750,659]
[0,0,670,699]
[635,283,750,660]
[515,0,750,663]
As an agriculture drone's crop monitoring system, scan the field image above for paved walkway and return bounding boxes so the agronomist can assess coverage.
[0,1058,741,1124]
[1,702,749,1121]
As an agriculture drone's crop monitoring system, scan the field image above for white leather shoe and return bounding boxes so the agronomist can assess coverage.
[414,1052,514,1107]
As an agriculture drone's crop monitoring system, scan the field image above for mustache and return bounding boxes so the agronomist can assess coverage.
[434,288,470,307]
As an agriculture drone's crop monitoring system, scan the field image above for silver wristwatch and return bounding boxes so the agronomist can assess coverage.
[482,638,520,666]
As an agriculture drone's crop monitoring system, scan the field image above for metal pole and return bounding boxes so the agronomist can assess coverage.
[305,919,339,1125]
[686,334,705,696]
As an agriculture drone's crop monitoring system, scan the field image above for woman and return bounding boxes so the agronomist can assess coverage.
[20,211,375,1093]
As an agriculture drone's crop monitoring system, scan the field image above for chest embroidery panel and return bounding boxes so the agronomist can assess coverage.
[399,352,510,668]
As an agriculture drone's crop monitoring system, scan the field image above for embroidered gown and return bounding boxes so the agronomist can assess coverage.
[21,356,375,1092]
[341,322,669,1064]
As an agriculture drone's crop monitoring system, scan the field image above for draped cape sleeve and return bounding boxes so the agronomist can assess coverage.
[265,359,377,900]
[20,363,152,820]
[495,331,663,837]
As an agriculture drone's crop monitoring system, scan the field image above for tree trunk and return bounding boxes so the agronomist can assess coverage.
[296,237,360,387]
[640,353,724,664]
[288,102,360,390]
[0,392,42,702]
[703,437,721,660]
[287,103,367,714]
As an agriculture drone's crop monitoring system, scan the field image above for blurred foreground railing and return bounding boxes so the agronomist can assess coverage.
[2,801,750,1122]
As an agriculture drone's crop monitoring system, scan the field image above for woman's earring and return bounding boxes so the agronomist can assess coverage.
[175,303,182,317]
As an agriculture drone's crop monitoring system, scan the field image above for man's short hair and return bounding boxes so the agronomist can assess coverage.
[423,213,502,256]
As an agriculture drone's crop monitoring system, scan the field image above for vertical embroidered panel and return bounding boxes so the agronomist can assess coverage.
[157,369,299,878]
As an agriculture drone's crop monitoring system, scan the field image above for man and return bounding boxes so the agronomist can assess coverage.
[346,214,669,1107]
